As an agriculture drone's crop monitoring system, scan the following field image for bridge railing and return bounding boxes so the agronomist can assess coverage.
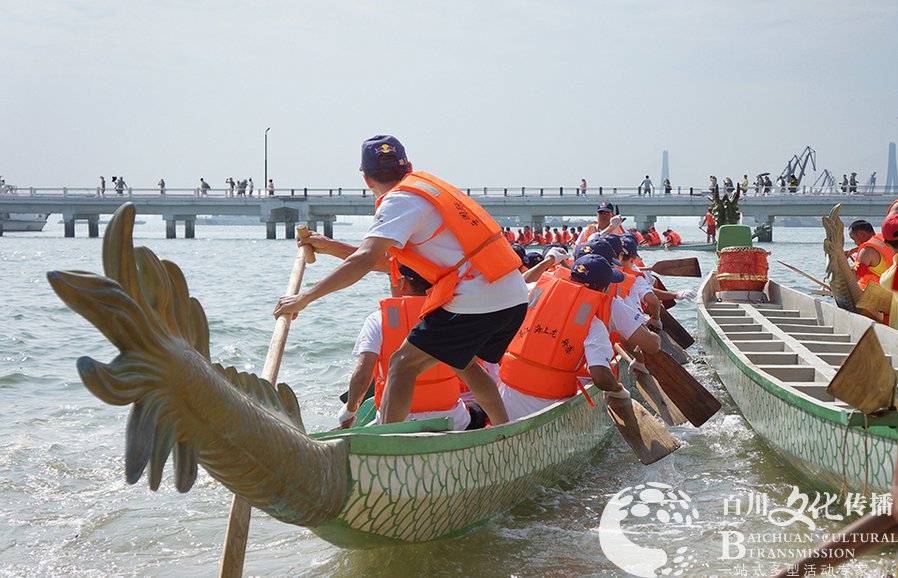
[1,184,895,199]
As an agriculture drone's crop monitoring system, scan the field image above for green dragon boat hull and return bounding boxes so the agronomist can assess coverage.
[309,384,613,547]
[697,274,898,493]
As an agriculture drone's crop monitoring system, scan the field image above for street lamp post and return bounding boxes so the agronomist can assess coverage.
[264,127,271,193]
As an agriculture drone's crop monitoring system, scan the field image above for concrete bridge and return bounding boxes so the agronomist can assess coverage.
[1,185,895,240]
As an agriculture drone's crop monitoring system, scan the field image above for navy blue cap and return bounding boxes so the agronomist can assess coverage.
[620,234,639,257]
[600,234,623,256]
[596,201,615,213]
[574,239,622,266]
[525,252,543,269]
[360,135,408,172]
[570,254,626,289]
[398,265,432,289]
[511,244,527,267]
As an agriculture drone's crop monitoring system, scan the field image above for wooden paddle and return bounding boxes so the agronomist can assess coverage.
[659,330,691,365]
[770,513,898,578]
[776,260,831,291]
[642,349,721,427]
[606,395,681,465]
[653,275,677,310]
[644,257,702,278]
[660,306,695,349]
[219,225,313,578]
[826,326,896,414]
[614,345,687,426]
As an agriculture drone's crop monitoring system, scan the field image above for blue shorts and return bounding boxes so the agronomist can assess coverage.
[407,304,527,369]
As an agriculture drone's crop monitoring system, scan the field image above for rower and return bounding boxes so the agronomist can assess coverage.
[702,207,716,243]
[618,235,664,330]
[643,226,662,247]
[274,135,528,426]
[340,266,472,430]
[876,214,898,315]
[662,228,682,247]
[574,201,625,248]
[846,219,895,290]
[497,254,659,421]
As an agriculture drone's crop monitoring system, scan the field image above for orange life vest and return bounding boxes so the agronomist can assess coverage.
[854,233,896,289]
[704,213,715,228]
[632,231,644,244]
[377,172,521,318]
[665,231,682,246]
[612,271,638,300]
[562,230,572,244]
[375,297,461,412]
[645,231,662,246]
[499,274,613,400]
[504,230,516,243]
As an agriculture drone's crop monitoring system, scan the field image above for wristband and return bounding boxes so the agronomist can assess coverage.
[607,387,631,400]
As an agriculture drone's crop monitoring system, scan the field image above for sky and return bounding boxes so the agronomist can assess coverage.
[2,0,897,191]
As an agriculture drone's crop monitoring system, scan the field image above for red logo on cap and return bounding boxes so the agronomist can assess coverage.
[575,264,588,275]
[376,144,396,154]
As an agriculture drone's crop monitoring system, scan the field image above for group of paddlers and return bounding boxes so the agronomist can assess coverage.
[274,135,697,433]
[508,219,684,249]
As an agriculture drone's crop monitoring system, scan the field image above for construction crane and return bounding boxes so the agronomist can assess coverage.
[810,169,836,193]
[779,146,817,186]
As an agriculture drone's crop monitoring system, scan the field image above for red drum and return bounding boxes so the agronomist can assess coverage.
[717,247,770,292]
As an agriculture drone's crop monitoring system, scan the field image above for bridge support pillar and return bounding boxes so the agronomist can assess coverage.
[323,219,334,238]
[531,215,545,231]
[88,217,99,238]
[285,221,295,239]
[166,220,176,239]
[755,215,774,243]
[266,221,277,239]
[65,219,76,238]
[185,219,195,239]
[634,214,656,231]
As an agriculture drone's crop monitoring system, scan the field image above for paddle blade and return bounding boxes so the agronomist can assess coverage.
[826,327,896,414]
[649,258,701,277]
[643,350,721,427]
[606,398,680,464]
[633,372,688,426]
[660,307,695,349]
[659,330,691,364]
[856,282,894,315]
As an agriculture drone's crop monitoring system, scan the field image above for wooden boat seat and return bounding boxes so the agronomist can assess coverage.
[757,365,817,381]
[777,323,835,334]
[770,317,820,326]
[788,333,852,342]
[787,384,836,402]
[746,352,799,365]
[726,332,775,340]
[731,340,786,352]
[759,309,801,318]
[720,319,762,333]
[802,341,856,354]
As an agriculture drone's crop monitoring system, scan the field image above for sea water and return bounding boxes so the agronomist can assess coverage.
[1,216,895,577]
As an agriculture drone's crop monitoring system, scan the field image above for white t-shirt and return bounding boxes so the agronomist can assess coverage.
[366,191,528,314]
[353,309,471,430]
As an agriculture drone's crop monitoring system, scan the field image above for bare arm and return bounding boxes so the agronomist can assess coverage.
[641,290,663,323]
[274,236,396,318]
[588,364,624,394]
[346,352,378,412]
[299,232,392,272]
[858,246,882,269]
[622,325,661,355]
[522,258,553,283]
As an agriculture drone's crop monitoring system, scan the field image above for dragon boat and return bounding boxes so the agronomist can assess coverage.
[696,222,898,493]
[47,203,615,551]
[638,242,716,252]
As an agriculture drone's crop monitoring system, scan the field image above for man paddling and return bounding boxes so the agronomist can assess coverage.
[274,135,528,425]
[845,219,895,290]
[498,254,659,420]
[340,265,473,430]
[574,201,625,248]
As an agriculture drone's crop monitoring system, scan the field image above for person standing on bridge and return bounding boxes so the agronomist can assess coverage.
[579,178,587,196]
[663,178,672,195]
[640,175,653,197]
[158,178,166,196]
[99,176,106,196]
[268,179,275,196]
[849,172,858,194]
[273,134,528,426]
[114,177,125,196]
[248,177,255,196]
[226,177,235,197]
[199,178,211,196]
